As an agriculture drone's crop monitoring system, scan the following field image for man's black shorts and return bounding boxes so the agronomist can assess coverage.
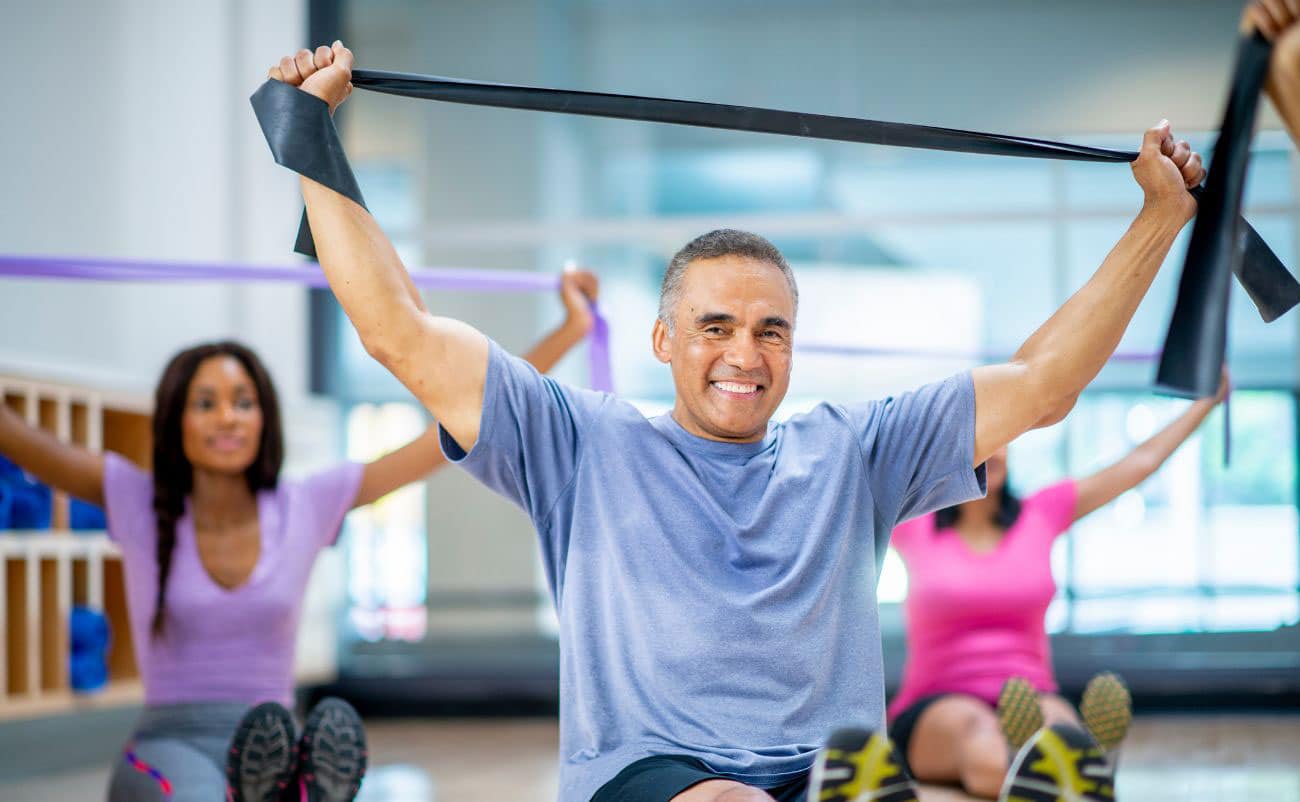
[590,754,809,802]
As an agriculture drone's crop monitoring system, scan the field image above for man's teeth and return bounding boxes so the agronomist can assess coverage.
[714,381,758,393]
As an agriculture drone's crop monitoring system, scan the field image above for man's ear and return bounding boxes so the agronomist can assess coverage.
[652,318,672,365]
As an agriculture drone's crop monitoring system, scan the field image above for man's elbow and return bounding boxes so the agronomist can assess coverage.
[360,326,413,373]
[1016,355,1084,429]
[357,304,429,369]
[362,335,396,369]
[1034,390,1080,429]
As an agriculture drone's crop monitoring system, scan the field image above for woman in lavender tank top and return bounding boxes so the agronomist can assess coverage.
[887,371,1228,799]
[0,271,599,802]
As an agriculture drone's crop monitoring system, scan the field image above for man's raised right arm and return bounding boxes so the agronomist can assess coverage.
[270,42,489,449]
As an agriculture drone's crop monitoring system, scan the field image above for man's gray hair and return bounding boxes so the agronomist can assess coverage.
[657,229,798,331]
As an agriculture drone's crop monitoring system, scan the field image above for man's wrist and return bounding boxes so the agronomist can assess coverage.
[1138,198,1192,231]
[1270,53,1300,95]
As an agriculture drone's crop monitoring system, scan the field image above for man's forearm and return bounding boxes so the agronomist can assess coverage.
[1014,205,1184,406]
[973,122,1201,463]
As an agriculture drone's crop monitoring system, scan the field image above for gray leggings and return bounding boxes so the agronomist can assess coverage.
[106,702,250,802]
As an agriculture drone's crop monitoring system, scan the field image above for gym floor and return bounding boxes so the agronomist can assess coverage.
[1,713,1296,801]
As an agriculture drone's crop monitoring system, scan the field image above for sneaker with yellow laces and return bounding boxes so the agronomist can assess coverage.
[808,727,919,802]
[998,723,1116,802]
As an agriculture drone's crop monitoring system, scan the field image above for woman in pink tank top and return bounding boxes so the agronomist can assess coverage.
[0,271,600,802]
[887,372,1228,798]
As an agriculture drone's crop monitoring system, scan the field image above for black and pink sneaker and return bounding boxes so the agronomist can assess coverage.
[297,697,368,802]
[227,702,298,802]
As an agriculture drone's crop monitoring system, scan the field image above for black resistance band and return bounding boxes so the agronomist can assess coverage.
[252,32,1290,397]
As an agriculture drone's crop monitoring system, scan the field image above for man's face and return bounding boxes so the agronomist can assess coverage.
[652,255,795,442]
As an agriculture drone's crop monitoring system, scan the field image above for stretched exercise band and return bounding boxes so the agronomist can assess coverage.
[250,32,1290,399]
[1,253,1176,368]
[0,254,614,392]
[1,253,1228,459]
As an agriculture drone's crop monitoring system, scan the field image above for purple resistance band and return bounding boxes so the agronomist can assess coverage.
[0,254,614,392]
[0,252,1227,463]
[797,342,1161,363]
[0,253,1183,371]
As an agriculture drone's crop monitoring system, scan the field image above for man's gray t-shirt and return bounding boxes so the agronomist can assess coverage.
[441,342,985,801]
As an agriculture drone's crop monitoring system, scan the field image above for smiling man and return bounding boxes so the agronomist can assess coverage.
[652,235,798,443]
[267,41,1205,802]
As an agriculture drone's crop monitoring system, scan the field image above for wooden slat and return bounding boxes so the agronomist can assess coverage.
[22,386,38,427]
[22,547,39,696]
[5,556,29,696]
[38,556,69,692]
[102,557,136,681]
[71,557,89,609]
[54,393,72,533]
[0,542,8,698]
[86,395,103,454]
[86,544,104,611]
[102,409,152,468]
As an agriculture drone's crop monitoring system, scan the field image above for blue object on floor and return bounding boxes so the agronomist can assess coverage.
[7,482,50,529]
[0,482,11,530]
[69,498,107,531]
[70,651,108,692]
[69,606,111,693]
[0,453,22,481]
[0,454,52,529]
[70,606,111,652]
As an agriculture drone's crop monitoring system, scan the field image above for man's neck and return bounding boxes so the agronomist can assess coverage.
[669,403,766,444]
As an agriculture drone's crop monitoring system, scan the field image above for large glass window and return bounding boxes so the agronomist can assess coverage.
[1061,391,1298,634]
[328,0,1300,648]
[343,402,429,643]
